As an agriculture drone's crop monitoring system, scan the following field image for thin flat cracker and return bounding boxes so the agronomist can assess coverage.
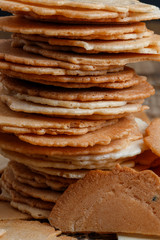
[0,121,116,136]
[43,77,139,89]
[28,35,159,53]
[24,8,160,23]
[0,201,31,220]
[2,78,153,101]
[144,119,160,157]
[1,94,147,117]
[0,0,119,20]
[23,44,160,66]
[13,29,154,42]
[0,60,111,76]
[0,100,107,129]
[1,139,144,170]
[2,66,131,84]
[3,0,157,12]
[0,39,113,71]
[10,201,50,219]
[9,161,75,185]
[0,16,147,39]
[16,116,140,147]
[3,167,61,202]
[0,132,137,156]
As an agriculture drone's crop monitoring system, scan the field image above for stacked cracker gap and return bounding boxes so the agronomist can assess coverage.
[0,0,160,238]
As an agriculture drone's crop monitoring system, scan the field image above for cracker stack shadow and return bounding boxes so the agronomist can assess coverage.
[0,0,159,237]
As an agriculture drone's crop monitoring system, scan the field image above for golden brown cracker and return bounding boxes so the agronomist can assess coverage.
[49,165,160,235]
[144,118,160,157]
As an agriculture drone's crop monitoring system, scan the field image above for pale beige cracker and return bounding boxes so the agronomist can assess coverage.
[0,1,120,20]
[14,35,159,54]
[13,28,154,43]
[29,141,142,177]
[10,8,160,23]
[0,16,147,39]
[2,66,132,84]
[27,35,158,53]
[3,0,157,12]
[0,39,113,71]
[12,92,128,108]
[1,94,147,117]
[0,60,111,76]
[2,78,130,109]
[2,78,152,101]
[1,139,145,170]
[0,100,107,130]
[16,116,140,147]
[23,44,160,66]
[27,8,160,23]
[0,201,31,220]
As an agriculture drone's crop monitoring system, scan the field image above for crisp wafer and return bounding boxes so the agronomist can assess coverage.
[1,94,147,117]
[14,34,160,54]
[144,118,160,157]
[23,44,160,66]
[0,100,108,130]
[2,67,131,84]
[0,39,116,71]
[0,16,147,39]
[1,76,154,101]
[3,167,61,203]
[3,0,156,12]
[0,0,119,20]
[0,132,139,156]
[16,116,140,147]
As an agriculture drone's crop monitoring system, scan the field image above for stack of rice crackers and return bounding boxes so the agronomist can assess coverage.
[0,0,160,236]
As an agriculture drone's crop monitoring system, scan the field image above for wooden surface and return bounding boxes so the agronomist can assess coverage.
[0,20,160,119]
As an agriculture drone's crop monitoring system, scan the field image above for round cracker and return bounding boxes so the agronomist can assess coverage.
[0,94,147,117]
[0,39,116,71]
[0,16,147,39]
[0,101,107,129]
[23,44,160,66]
[2,0,156,12]
[1,76,154,101]
[24,75,139,89]
[16,116,140,147]
[2,66,131,84]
